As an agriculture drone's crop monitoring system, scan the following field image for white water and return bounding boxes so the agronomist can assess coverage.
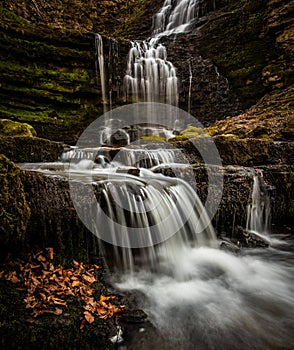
[116,145,181,168]
[124,0,204,106]
[247,174,271,235]
[94,34,107,112]
[19,157,294,349]
[152,0,203,37]
[124,41,178,106]
[117,242,294,349]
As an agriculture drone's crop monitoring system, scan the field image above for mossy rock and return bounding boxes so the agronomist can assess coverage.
[0,119,36,137]
[170,126,208,141]
[0,154,30,258]
[0,136,65,163]
[141,135,166,142]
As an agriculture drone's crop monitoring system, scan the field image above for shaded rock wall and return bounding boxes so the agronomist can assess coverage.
[0,7,130,143]
[1,1,293,141]
[0,154,30,258]
[20,170,92,261]
[189,0,293,109]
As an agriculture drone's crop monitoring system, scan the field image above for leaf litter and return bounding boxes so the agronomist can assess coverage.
[0,248,124,328]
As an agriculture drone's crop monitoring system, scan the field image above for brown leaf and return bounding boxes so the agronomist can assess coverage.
[100,295,115,302]
[73,260,80,267]
[37,255,46,262]
[80,319,87,330]
[54,308,63,315]
[30,264,41,269]
[46,248,54,260]
[31,276,40,286]
[84,311,95,324]
[82,274,96,284]
[10,275,21,284]
[39,293,47,302]
[72,280,80,287]
[33,308,63,317]
[51,297,67,306]
[6,271,21,284]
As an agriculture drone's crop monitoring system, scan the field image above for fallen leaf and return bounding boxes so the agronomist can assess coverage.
[84,311,95,324]
[72,280,80,287]
[82,274,96,284]
[37,255,46,262]
[46,248,54,260]
[80,319,87,330]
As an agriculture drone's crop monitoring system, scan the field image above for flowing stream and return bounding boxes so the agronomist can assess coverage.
[19,152,294,349]
[20,1,294,348]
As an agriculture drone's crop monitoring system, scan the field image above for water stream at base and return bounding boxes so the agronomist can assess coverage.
[116,237,294,350]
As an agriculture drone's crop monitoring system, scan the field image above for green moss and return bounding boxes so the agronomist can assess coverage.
[0,119,36,137]
[0,154,30,257]
[0,6,26,24]
[141,135,166,142]
[170,126,208,141]
[206,125,219,136]
[0,61,92,94]
[198,3,269,107]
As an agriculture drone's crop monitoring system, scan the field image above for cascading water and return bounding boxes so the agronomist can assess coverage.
[19,153,294,349]
[95,172,217,273]
[124,0,205,106]
[19,2,293,348]
[246,173,271,235]
[124,41,178,105]
[94,34,107,112]
[152,0,205,36]
[116,145,181,168]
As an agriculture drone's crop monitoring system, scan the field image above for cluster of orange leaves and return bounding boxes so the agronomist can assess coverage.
[0,248,124,329]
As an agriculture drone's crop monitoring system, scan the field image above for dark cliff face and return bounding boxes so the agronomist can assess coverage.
[0,0,293,142]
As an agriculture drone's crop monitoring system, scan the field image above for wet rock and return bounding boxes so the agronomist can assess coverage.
[109,130,129,146]
[0,136,65,163]
[242,230,270,248]
[116,167,140,177]
[219,238,240,253]
[171,136,294,166]
[0,154,30,259]
[95,155,111,167]
[213,136,294,166]
[121,309,148,324]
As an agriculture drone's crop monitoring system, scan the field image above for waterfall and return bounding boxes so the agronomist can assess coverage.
[188,59,193,114]
[94,34,107,112]
[94,173,217,273]
[124,41,178,106]
[116,145,182,168]
[124,0,204,106]
[246,174,271,235]
[152,0,204,36]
